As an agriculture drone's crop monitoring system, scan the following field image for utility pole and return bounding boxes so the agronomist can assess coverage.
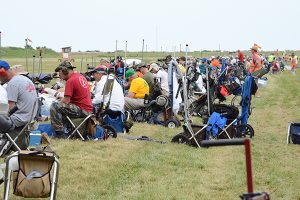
[141,39,145,62]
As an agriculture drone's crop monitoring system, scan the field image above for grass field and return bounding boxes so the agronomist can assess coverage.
[1,52,300,199]
[1,47,299,74]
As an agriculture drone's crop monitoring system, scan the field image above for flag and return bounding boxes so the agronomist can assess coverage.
[26,37,33,43]
[0,32,4,37]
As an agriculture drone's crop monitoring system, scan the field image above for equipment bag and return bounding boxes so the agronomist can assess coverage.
[13,151,54,198]
[289,123,300,144]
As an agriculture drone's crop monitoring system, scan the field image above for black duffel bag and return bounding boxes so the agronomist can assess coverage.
[289,123,300,144]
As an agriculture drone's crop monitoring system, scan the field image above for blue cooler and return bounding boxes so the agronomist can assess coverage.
[29,131,42,147]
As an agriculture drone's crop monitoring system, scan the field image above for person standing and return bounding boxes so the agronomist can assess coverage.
[249,46,263,97]
[291,53,298,75]
[237,50,244,64]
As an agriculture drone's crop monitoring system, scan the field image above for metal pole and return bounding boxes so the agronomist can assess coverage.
[25,39,28,72]
[80,58,83,72]
[123,41,128,91]
[185,44,188,70]
[206,62,211,116]
[173,46,176,58]
[244,139,253,193]
[32,55,35,81]
[183,44,189,120]
[124,40,128,68]
[141,39,144,62]
[115,40,118,62]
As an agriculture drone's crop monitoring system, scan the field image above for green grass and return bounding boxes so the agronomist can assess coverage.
[0,47,58,58]
[2,70,300,199]
[1,52,300,199]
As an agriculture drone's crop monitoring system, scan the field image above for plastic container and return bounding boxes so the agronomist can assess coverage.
[29,131,42,147]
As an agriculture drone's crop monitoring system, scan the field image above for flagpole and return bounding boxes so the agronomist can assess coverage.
[25,38,28,72]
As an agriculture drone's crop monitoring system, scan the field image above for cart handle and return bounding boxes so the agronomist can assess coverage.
[200,139,253,193]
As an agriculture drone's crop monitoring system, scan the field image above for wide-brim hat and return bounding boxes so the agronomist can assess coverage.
[250,46,258,51]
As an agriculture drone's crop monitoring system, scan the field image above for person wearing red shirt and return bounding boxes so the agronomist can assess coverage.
[237,50,244,63]
[50,61,92,138]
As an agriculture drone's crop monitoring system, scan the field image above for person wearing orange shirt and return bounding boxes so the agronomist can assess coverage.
[249,46,263,98]
[249,46,263,75]
[290,53,297,75]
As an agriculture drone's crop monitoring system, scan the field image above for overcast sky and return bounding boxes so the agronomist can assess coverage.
[1,0,299,52]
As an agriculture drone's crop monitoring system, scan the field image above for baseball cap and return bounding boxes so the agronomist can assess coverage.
[117,67,124,77]
[148,63,159,72]
[125,68,136,81]
[91,65,107,74]
[138,62,147,68]
[55,61,76,72]
[0,60,10,70]
[201,58,208,63]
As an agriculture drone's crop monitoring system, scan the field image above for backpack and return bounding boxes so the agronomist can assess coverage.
[250,77,258,95]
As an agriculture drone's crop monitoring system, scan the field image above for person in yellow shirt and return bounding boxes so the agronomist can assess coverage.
[178,57,186,75]
[124,68,149,110]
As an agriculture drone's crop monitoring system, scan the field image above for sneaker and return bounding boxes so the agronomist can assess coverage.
[0,139,10,157]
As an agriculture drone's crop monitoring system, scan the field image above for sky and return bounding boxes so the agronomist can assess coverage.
[1,0,299,52]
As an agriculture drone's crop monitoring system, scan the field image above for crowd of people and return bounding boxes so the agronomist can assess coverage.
[0,45,298,152]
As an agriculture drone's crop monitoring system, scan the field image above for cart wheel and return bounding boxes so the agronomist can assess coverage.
[165,119,179,129]
[235,124,254,138]
[171,133,191,145]
[102,125,117,138]
[134,112,145,122]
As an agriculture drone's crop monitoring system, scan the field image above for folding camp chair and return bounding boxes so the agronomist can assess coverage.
[65,114,94,141]
[1,98,39,157]
[3,150,59,200]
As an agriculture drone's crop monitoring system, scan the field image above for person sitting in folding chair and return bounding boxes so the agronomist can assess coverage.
[91,65,124,116]
[124,68,149,111]
[0,61,38,155]
[50,61,93,138]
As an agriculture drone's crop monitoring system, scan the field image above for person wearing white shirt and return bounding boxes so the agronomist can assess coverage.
[0,84,8,104]
[148,63,169,96]
[92,66,124,112]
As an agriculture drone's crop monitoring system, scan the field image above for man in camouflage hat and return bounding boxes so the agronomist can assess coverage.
[50,61,93,138]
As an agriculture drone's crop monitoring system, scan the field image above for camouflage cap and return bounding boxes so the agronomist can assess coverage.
[55,61,76,72]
